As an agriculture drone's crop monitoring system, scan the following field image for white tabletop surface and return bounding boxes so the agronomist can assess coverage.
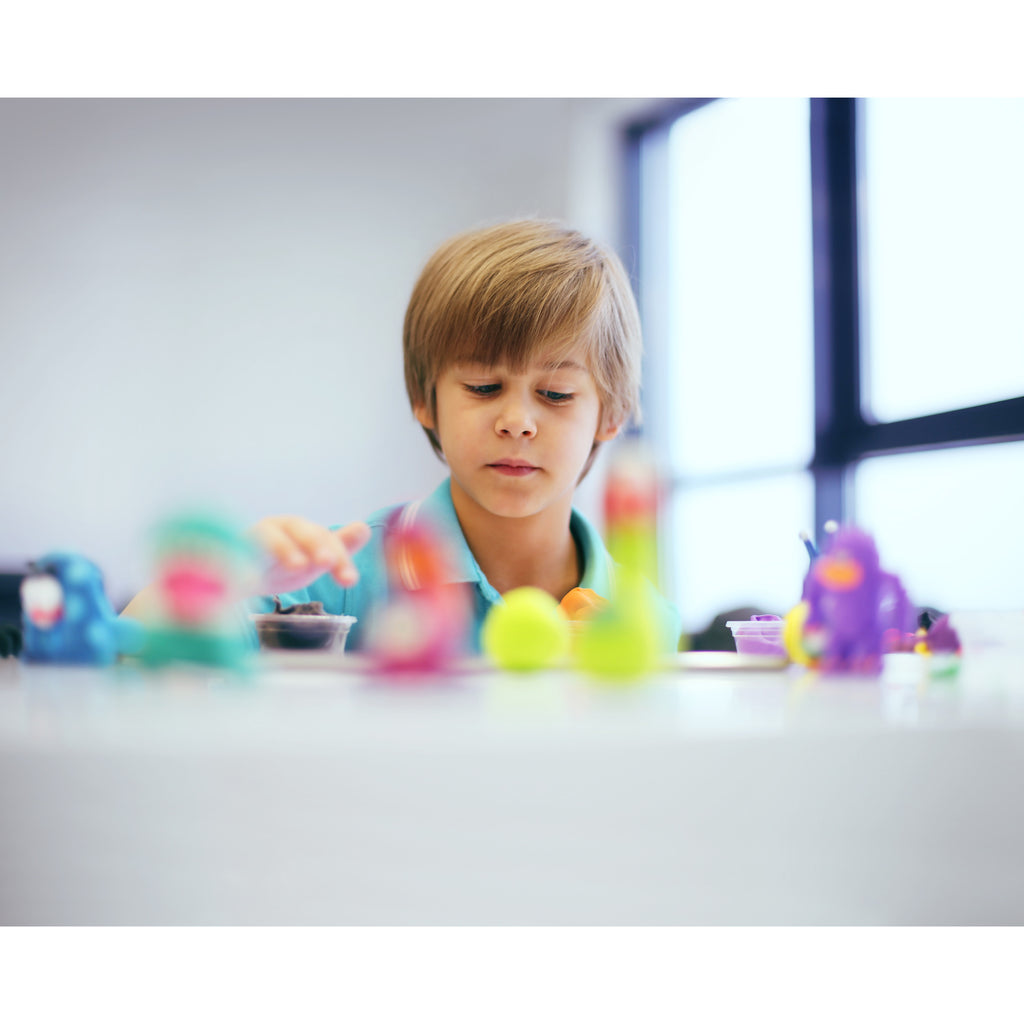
[2,646,1023,925]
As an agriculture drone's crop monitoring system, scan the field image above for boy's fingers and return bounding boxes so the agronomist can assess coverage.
[251,519,309,569]
[250,517,370,590]
[334,521,371,554]
[327,522,371,587]
[280,517,339,565]
[253,517,334,569]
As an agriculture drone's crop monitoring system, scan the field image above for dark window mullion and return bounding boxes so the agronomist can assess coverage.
[852,396,1024,457]
[810,97,863,536]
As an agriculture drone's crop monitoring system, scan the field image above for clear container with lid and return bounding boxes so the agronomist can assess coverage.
[725,614,786,657]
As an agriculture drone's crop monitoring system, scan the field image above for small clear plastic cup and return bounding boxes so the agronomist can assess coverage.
[725,615,786,657]
[251,613,356,652]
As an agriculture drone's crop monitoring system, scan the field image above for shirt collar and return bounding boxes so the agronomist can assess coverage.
[418,477,613,600]
[572,505,614,598]
[418,478,486,586]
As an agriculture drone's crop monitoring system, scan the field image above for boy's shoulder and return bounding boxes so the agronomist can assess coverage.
[361,500,407,532]
[356,478,455,534]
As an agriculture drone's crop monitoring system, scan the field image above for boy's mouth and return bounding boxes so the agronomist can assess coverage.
[488,459,538,476]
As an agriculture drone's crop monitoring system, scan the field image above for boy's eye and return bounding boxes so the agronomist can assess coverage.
[464,383,501,396]
[540,390,573,403]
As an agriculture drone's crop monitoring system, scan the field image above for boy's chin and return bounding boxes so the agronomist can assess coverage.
[480,492,574,522]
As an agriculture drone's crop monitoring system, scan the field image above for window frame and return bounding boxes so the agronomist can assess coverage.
[624,97,1024,544]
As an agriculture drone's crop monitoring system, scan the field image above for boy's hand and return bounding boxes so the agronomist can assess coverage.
[249,516,372,595]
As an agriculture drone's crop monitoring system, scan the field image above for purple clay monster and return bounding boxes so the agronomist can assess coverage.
[801,525,913,674]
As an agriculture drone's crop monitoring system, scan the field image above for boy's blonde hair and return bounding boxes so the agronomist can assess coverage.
[403,219,642,469]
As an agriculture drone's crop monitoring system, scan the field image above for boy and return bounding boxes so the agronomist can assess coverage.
[126,219,680,652]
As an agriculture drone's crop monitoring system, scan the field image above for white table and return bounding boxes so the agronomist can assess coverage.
[2,649,1023,925]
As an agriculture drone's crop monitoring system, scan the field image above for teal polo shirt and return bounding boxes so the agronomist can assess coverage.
[249,477,681,654]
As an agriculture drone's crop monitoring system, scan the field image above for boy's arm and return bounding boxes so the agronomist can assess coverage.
[119,517,372,620]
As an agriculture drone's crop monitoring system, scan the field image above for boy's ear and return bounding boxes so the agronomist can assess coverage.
[595,418,622,443]
[413,403,435,430]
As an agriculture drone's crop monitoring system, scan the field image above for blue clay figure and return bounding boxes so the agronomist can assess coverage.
[20,552,144,666]
[801,524,913,674]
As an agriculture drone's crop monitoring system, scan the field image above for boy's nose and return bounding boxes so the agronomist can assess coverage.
[495,400,537,438]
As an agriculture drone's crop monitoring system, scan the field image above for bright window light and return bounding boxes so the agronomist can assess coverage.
[854,441,1024,611]
[668,98,814,477]
[672,471,814,634]
[861,98,1024,422]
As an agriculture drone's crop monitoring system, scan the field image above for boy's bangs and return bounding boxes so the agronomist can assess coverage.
[445,274,602,373]
[446,326,595,374]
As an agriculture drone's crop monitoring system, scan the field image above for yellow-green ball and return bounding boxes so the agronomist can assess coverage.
[573,605,661,680]
[570,574,663,681]
[482,587,569,671]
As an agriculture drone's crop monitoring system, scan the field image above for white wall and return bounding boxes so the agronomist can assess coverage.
[0,98,659,605]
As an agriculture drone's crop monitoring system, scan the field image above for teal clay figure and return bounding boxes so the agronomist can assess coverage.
[139,511,257,671]
[21,552,145,666]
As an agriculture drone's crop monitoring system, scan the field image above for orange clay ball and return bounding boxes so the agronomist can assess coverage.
[559,587,611,621]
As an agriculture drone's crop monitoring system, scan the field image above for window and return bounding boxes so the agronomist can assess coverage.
[855,441,1024,612]
[667,99,813,478]
[628,98,1024,633]
[860,99,1024,423]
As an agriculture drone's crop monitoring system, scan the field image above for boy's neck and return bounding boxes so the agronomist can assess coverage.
[449,483,581,602]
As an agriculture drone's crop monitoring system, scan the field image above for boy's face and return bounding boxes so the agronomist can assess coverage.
[415,347,620,524]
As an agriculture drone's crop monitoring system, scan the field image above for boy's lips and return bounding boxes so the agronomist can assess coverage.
[488,459,539,476]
